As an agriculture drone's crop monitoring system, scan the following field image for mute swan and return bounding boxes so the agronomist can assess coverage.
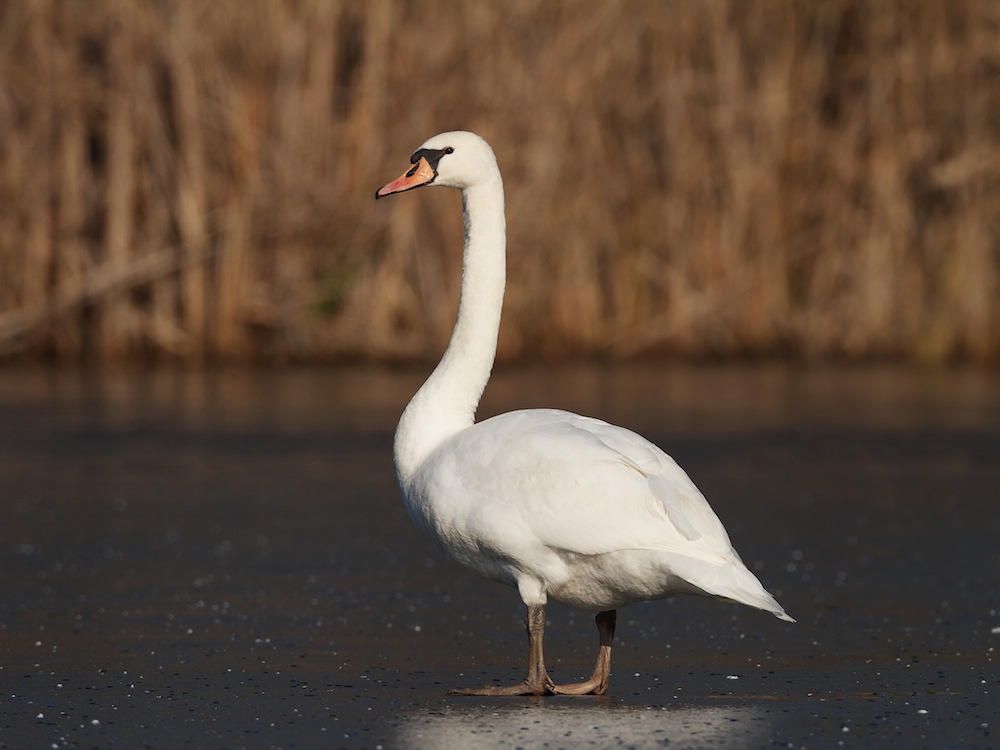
[376,131,793,696]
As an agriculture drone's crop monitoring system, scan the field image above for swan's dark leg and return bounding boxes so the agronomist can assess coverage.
[449,605,555,696]
[551,609,617,696]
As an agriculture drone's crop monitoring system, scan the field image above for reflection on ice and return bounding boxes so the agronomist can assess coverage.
[395,701,768,749]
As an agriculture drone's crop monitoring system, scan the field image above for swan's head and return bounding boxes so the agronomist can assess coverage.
[376,131,498,199]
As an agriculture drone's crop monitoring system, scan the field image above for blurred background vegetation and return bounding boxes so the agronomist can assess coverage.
[0,0,997,364]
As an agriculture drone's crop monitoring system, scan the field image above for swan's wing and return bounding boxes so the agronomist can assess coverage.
[571,415,733,545]
[432,408,792,620]
[456,409,735,560]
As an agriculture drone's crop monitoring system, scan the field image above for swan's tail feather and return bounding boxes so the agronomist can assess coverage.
[668,554,795,623]
[735,589,796,623]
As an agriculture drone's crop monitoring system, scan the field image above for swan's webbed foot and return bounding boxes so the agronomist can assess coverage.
[550,657,610,695]
[448,675,555,696]
[550,679,606,696]
[549,663,610,695]
[550,610,615,696]
[449,605,555,696]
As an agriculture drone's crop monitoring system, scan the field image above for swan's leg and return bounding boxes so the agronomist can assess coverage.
[551,609,616,696]
[449,605,555,696]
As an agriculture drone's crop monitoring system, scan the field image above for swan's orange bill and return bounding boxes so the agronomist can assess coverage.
[375,157,436,199]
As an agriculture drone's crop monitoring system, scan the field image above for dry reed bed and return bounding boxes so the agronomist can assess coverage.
[0,0,997,362]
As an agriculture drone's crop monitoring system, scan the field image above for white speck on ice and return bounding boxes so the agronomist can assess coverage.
[990,626,1000,634]
[917,709,928,714]
[726,675,739,680]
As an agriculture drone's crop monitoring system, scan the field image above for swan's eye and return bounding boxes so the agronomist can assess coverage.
[444,147,454,154]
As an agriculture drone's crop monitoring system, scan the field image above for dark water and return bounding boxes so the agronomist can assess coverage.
[1,364,998,749]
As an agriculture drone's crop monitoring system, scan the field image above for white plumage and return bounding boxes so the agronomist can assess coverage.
[376,131,792,696]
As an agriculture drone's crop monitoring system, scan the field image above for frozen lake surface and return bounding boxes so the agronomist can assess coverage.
[1,363,998,748]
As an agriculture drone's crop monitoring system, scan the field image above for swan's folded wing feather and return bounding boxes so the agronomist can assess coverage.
[455,409,735,560]
[575,416,734,545]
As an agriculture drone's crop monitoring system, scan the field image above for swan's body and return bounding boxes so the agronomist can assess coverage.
[377,131,792,696]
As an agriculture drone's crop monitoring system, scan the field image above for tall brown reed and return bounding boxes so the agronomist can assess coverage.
[0,0,997,362]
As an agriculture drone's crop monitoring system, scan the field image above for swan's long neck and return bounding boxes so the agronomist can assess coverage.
[394,173,506,483]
